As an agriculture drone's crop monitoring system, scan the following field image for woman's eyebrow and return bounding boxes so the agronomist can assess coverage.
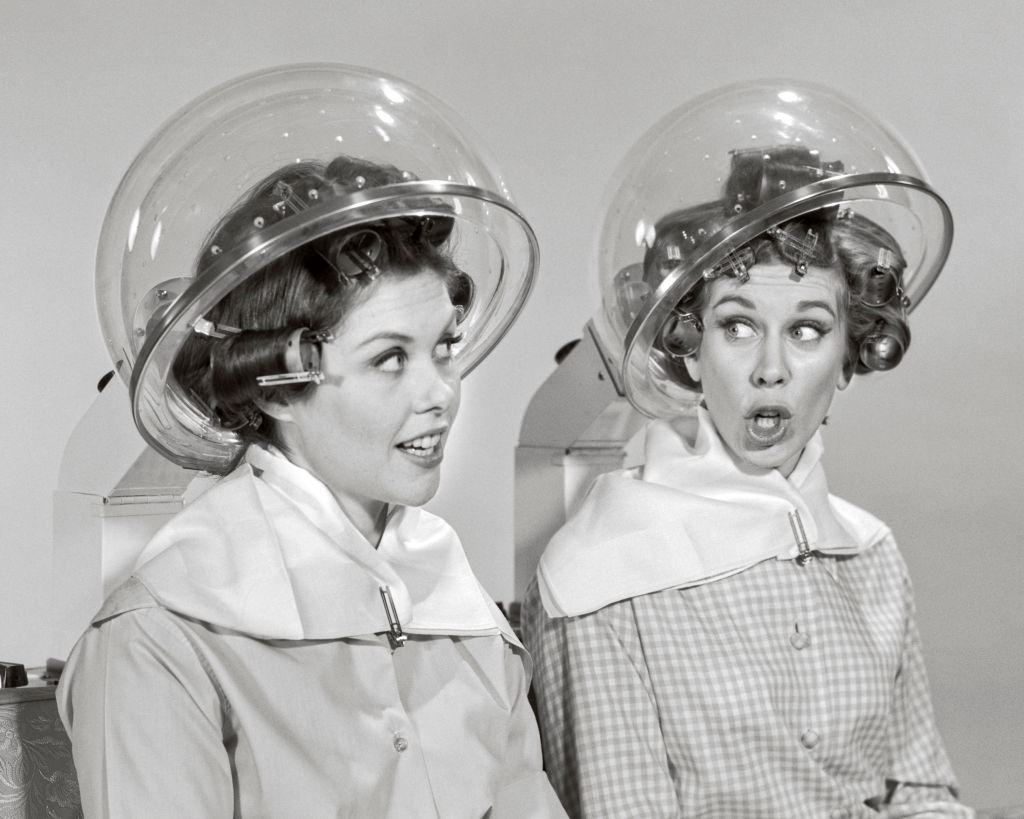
[710,294,756,311]
[796,299,837,318]
[710,294,838,319]
[355,331,414,349]
[356,318,459,350]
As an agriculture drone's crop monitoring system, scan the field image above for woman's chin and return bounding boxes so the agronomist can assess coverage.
[722,436,795,475]
[387,474,443,510]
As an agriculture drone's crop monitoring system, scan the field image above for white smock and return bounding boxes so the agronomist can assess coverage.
[59,446,565,818]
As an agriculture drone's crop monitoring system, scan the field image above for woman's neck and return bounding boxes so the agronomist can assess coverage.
[261,444,390,547]
[335,497,389,547]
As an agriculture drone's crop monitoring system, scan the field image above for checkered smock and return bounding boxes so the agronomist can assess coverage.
[522,536,963,818]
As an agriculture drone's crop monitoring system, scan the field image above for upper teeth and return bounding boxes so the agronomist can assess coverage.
[400,433,441,451]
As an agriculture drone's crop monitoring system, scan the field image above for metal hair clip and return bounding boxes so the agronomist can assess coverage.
[255,371,324,387]
[216,406,263,432]
[769,225,821,276]
[271,180,310,217]
[704,246,755,283]
[379,586,407,650]
[193,317,242,339]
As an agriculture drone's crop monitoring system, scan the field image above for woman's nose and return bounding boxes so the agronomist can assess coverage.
[751,338,789,387]
[415,363,459,414]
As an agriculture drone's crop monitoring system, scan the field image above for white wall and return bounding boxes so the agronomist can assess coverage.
[2,0,1021,806]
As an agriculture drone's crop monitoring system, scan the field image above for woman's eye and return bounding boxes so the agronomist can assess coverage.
[435,333,463,361]
[374,350,406,372]
[723,321,755,340]
[791,324,824,342]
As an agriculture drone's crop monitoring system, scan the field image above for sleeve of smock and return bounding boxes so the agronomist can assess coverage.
[521,579,679,819]
[883,540,966,813]
[57,608,234,818]
[488,634,569,818]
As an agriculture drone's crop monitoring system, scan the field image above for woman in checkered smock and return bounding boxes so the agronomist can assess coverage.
[522,83,970,818]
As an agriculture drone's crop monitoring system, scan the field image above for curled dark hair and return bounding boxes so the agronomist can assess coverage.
[173,155,471,468]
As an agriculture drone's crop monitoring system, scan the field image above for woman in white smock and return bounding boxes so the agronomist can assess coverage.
[59,64,564,818]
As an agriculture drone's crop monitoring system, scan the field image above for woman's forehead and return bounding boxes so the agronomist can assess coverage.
[706,261,844,312]
[335,272,454,337]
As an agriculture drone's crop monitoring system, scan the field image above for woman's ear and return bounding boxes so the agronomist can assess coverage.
[257,398,294,424]
[683,353,701,385]
[836,364,851,391]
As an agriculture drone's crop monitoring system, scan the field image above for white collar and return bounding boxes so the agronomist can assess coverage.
[537,408,889,618]
[125,446,513,642]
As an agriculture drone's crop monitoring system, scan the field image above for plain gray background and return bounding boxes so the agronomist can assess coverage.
[2,0,1021,807]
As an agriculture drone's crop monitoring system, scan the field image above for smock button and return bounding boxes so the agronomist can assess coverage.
[393,734,409,753]
[800,729,820,749]
[790,631,810,650]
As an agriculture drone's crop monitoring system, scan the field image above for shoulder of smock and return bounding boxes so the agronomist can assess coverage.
[828,492,894,551]
[91,575,162,624]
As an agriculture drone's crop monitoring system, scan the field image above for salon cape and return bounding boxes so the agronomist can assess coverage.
[134,445,512,641]
[59,446,564,818]
[537,408,889,618]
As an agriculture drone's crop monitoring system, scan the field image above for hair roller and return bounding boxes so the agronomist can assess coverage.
[204,329,289,432]
[209,328,308,409]
[858,321,906,371]
[447,271,475,324]
[726,146,844,216]
[659,309,703,359]
[325,155,406,191]
[255,328,333,387]
[288,328,334,375]
[859,248,902,307]
[334,229,385,282]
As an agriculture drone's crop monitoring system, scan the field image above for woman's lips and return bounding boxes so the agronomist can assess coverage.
[395,431,446,467]
[745,407,790,448]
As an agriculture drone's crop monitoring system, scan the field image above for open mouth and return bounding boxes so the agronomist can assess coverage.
[396,432,444,462]
[745,408,790,447]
